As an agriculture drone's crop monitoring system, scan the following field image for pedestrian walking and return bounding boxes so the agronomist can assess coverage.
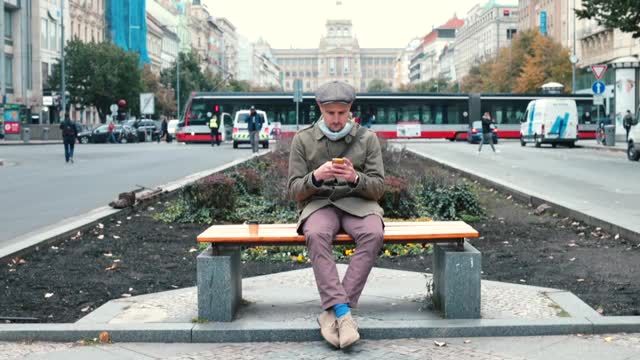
[288,81,385,349]
[247,105,264,153]
[107,121,117,143]
[208,113,220,146]
[159,117,169,143]
[478,112,497,153]
[623,110,634,141]
[59,113,78,163]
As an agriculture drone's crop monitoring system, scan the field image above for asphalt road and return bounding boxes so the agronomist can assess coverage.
[403,140,640,235]
[0,141,255,248]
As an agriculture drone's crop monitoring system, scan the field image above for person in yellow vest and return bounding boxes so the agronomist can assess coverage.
[208,113,220,146]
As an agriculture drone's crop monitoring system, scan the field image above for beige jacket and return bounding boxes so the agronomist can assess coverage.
[287,121,385,233]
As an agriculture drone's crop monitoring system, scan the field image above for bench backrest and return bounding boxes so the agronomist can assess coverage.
[197,221,479,246]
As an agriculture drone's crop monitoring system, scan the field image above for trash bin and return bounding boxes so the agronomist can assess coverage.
[21,127,31,143]
[42,127,50,141]
[604,125,616,146]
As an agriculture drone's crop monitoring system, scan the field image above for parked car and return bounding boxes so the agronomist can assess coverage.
[77,124,137,144]
[232,109,270,149]
[467,121,498,144]
[124,119,160,142]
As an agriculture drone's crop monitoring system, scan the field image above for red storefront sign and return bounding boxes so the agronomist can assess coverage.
[4,122,20,134]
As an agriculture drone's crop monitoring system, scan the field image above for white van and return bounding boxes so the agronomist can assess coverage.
[520,99,579,148]
[232,109,270,149]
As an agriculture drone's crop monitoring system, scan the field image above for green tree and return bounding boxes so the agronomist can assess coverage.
[367,79,391,92]
[576,0,640,38]
[160,51,210,118]
[460,30,572,93]
[49,40,143,122]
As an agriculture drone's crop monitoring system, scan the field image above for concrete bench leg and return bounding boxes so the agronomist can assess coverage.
[432,241,481,319]
[197,245,242,322]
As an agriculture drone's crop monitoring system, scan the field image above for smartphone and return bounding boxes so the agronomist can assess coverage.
[332,158,345,165]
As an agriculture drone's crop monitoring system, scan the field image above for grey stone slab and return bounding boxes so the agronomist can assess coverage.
[0,324,193,343]
[522,335,640,360]
[590,316,640,334]
[432,241,481,319]
[546,290,602,319]
[197,246,242,322]
[192,323,322,343]
[22,346,156,360]
[76,301,131,324]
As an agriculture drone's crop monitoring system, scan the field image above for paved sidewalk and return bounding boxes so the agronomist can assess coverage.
[1,333,639,360]
[578,139,627,153]
[0,140,62,145]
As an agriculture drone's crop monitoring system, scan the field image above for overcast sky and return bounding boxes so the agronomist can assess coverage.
[204,0,485,49]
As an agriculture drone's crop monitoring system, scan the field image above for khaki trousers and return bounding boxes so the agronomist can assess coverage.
[302,206,384,310]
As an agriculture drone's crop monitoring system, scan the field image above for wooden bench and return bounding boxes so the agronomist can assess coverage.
[196,221,481,322]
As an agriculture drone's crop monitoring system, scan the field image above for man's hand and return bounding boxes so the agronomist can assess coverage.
[331,158,358,184]
[313,161,336,182]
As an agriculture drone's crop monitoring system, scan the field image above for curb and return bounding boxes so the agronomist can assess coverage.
[1,317,640,343]
[0,141,62,146]
[579,144,626,153]
[0,152,268,261]
[405,148,640,244]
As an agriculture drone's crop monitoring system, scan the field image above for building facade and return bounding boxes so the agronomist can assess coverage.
[272,20,401,92]
[454,0,519,79]
[216,17,238,79]
[409,17,464,84]
[518,0,573,49]
[146,13,164,74]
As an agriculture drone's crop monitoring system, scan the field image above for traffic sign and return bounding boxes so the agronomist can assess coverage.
[140,93,155,115]
[593,95,604,105]
[592,81,606,95]
[591,64,607,80]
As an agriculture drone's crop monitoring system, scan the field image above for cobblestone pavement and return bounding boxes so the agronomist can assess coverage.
[1,334,640,360]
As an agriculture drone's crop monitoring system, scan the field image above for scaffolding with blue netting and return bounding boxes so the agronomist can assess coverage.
[106,0,150,66]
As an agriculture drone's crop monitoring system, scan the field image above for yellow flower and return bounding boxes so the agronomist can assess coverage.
[384,249,391,256]
[297,254,304,262]
[345,249,353,256]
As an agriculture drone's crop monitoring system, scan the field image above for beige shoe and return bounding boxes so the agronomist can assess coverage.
[337,313,360,348]
[317,310,340,348]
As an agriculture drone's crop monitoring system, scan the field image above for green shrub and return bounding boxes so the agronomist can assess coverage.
[419,178,484,220]
[380,176,419,219]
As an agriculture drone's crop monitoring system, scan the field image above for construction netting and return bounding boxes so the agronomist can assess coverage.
[107,0,151,66]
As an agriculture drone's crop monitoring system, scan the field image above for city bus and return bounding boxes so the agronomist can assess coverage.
[175,92,602,143]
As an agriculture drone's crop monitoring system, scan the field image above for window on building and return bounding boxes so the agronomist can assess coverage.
[344,58,350,74]
[41,19,48,50]
[507,28,517,39]
[329,58,335,74]
[42,62,49,88]
[4,11,12,45]
[52,23,58,50]
[5,55,13,89]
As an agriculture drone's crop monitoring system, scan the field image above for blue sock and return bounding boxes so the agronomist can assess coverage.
[333,303,350,318]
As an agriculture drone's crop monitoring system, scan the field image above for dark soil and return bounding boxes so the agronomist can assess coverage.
[2,173,639,323]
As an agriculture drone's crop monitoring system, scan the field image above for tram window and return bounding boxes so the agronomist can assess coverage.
[398,106,420,122]
[447,106,464,124]
[433,106,444,124]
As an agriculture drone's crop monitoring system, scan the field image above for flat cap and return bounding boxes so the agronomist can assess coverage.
[315,81,356,104]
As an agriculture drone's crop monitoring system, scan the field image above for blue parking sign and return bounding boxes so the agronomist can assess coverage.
[592,81,606,95]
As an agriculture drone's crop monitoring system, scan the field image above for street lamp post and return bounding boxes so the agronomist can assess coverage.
[61,0,66,118]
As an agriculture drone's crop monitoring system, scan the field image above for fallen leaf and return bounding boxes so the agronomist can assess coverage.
[103,253,113,257]
[569,257,576,262]
[576,278,585,282]
[126,216,132,220]
[81,306,91,312]
[464,339,472,344]
[596,227,602,231]
[506,195,512,200]
[105,264,118,271]
[604,336,613,342]
[112,235,120,239]
[434,340,446,347]
[596,307,604,314]
[99,331,111,343]
[117,221,122,224]
[502,241,509,244]
[519,279,526,283]
[148,207,155,211]
[121,293,132,298]
[128,287,134,292]
[568,243,577,247]
[44,293,54,298]
[189,248,198,253]
[113,259,121,263]
[98,223,104,229]
[51,246,59,250]
[171,285,179,289]
[97,235,104,240]
[614,234,620,240]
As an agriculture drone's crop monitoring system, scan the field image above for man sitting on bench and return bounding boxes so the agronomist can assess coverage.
[287,81,385,349]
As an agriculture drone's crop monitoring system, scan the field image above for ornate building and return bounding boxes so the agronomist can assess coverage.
[272,20,401,92]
